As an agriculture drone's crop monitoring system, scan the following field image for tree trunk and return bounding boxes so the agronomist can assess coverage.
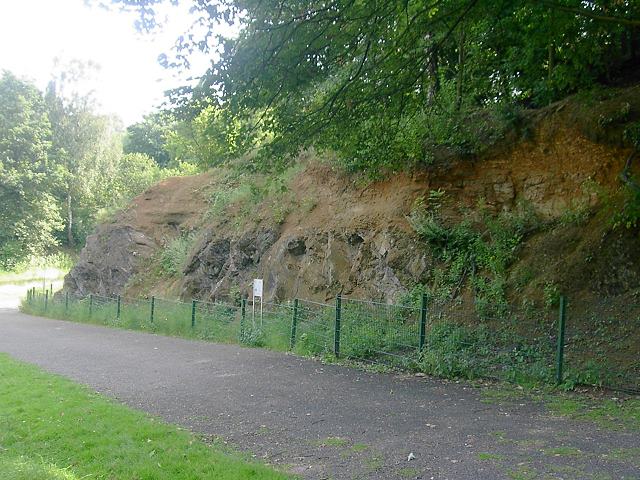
[548,43,555,104]
[66,191,74,247]
[425,33,440,107]
[455,25,466,112]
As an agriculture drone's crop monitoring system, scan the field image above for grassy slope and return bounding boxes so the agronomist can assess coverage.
[0,268,67,285]
[0,353,289,480]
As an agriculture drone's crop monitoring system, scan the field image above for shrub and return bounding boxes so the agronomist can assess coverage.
[160,232,196,276]
[409,200,537,318]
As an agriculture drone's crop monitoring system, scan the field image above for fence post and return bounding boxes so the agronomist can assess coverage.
[65,291,69,313]
[89,294,93,318]
[419,293,428,352]
[150,296,155,323]
[116,295,121,320]
[191,300,197,328]
[240,298,246,340]
[290,299,299,350]
[556,295,567,386]
[334,294,342,358]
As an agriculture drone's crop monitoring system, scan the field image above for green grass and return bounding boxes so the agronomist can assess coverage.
[543,446,583,457]
[480,384,640,431]
[314,437,348,448]
[477,452,504,461]
[0,353,289,480]
[480,386,534,405]
[546,395,640,430]
[608,447,640,464]
[398,467,420,478]
[351,443,369,453]
[508,466,538,480]
[159,233,197,276]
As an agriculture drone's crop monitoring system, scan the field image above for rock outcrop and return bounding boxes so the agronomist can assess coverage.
[64,225,156,297]
[64,88,640,304]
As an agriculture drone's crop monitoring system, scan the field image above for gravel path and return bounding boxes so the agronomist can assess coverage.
[0,308,638,479]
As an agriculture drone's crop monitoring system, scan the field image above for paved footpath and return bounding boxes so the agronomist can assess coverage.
[0,309,638,480]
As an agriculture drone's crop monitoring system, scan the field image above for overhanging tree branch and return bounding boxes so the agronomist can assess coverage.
[540,1,640,27]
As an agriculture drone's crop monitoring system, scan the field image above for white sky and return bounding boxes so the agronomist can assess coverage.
[0,0,214,125]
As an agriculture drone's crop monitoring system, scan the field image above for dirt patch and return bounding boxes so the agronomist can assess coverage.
[121,173,215,243]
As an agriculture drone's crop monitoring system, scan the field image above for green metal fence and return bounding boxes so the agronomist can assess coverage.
[23,288,639,394]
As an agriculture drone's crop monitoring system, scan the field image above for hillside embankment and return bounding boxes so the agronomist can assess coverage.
[65,86,640,309]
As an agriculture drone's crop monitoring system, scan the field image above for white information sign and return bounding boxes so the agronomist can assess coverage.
[253,279,264,297]
[252,279,264,327]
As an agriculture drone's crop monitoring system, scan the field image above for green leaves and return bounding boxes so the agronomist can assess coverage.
[0,69,197,269]
[132,0,640,175]
[0,71,61,269]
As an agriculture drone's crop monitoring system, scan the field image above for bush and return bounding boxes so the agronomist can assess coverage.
[160,232,197,276]
[409,199,538,318]
[419,323,493,379]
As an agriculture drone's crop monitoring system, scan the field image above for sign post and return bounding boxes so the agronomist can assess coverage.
[252,279,263,328]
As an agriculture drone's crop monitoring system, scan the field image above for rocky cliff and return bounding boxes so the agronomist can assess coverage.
[64,86,640,307]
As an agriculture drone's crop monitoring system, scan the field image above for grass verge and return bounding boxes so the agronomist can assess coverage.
[546,394,640,430]
[479,383,640,431]
[0,353,289,480]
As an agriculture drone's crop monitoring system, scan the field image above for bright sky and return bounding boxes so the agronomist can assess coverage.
[0,0,213,126]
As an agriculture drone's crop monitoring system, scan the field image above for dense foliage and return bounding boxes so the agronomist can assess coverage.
[123,112,174,166]
[0,70,191,269]
[114,0,640,173]
[0,73,61,268]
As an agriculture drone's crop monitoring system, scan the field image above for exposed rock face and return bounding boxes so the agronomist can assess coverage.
[180,227,428,303]
[63,97,640,303]
[181,228,279,299]
[64,225,156,297]
[64,173,214,298]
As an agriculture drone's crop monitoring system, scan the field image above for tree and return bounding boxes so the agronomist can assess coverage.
[45,60,123,246]
[113,0,640,173]
[0,71,62,268]
[123,112,174,167]
[164,104,250,168]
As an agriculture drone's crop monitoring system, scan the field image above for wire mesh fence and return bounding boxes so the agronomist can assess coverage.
[22,288,639,394]
[561,298,640,394]
[424,299,559,386]
[292,299,334,357]
[339,297,423,370]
